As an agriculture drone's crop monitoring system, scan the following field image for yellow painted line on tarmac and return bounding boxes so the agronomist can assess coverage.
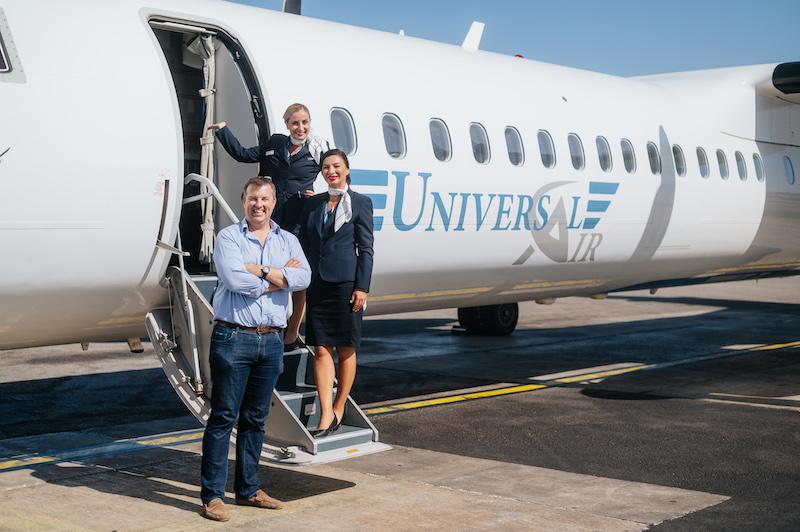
[362,384,547,415]
[0,455,58,469]
[751,340,800,351]
[0,430,203,472]
[138,432,204,447]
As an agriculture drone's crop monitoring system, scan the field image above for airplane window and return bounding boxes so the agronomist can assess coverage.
[429,118,452,161]
[672,145,686,176]
[504,127,525,166]
[697,147,710,178]
[753,153,765,182]
[785,155,796,185]
[382,113,406,159]
[621,139,636,173]
[469,122,491,164]
[537,130,556,168]
[646,142,661,175]
[0,32,9,73]
[568,133,584,170]
[717,149,729,180]
[596,136,612,172]
[735,151,747,181]
[330,107,357,156]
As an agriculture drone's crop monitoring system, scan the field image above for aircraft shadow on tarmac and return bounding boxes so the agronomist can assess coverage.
[28,448,354,513]
[3,295,798,441]
[354,302,800,404]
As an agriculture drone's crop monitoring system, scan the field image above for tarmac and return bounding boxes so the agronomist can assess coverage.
[1,277,799,531]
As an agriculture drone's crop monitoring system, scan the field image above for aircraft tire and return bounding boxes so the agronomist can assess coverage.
[457,303,518,336]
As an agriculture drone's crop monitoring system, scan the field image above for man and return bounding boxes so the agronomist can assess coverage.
[201,177,310,522]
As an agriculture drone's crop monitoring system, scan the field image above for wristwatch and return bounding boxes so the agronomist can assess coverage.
[261,266,270,280]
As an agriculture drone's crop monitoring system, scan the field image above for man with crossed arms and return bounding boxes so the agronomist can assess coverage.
[201,176,310,522]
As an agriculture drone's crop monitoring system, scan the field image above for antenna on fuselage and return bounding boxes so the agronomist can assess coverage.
[461,21,484,52]
[282,0,301,15]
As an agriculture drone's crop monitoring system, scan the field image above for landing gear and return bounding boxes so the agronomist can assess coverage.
[457,303,519,336]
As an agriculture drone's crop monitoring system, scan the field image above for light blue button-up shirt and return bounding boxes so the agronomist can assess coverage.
[212,220,311,328]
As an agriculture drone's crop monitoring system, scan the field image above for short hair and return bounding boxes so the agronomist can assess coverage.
[283,103,310,122]
[320,148,351,184]
[241,176,275,199]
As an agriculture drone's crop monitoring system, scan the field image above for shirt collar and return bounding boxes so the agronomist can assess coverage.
[239,218,281,237]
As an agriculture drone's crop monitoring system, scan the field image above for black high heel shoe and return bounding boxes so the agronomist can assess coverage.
[331,414,343,432]
[312,415,339,438]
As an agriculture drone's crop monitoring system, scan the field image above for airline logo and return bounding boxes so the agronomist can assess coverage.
[350,169,619,263]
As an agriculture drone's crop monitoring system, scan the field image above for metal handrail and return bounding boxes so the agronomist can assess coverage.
[174,232,204,395]
[183,173,239,224]
[175,172,240,394]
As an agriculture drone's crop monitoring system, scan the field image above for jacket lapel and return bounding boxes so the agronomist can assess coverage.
[312,195,326,239]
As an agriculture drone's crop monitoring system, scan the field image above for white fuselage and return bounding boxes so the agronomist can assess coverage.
[0,0,798,349]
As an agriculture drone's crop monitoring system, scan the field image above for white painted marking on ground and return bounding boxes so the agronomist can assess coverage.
[702,399,800,413]
[711,393,800,402]
[530,362,641,381]
[722,344,766,350]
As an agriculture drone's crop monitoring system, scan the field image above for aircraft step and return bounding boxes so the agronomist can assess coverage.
[274,386,376,453]
[146,266,389,465]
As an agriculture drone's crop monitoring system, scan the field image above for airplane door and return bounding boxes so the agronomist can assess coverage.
[149,18,270,274]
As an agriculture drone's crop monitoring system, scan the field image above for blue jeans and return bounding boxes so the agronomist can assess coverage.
[200,324,283,503]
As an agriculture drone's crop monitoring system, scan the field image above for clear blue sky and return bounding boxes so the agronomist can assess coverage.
[232,0,798,76]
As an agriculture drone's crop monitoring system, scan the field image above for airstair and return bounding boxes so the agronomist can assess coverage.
[145,174,388,464]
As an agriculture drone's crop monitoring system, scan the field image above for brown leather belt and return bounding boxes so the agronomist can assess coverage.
[215,320,282,334]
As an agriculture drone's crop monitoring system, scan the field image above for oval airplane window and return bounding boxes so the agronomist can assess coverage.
[735,151,747,181]
[647,142,661,175]
[672,144,686,176]
[596,136,612,172]
[0,8,26,83]
[568,133,584,170]
[0,31,9,74]
[330,107,357,155]
[753,153,765,182]
[717,149,729,180]
[697,147,710,178]
[621,138,636,173]
[429,118,452,161]
[470,122,491,164]
[382,113,406,159]
[504,126,525,166]
[785,155,796,185]
[538,130,556,168]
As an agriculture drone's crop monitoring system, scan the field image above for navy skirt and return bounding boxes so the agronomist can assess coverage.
[306,278,363,348]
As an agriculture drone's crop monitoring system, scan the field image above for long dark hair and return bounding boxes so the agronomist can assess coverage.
[320,148,351,184]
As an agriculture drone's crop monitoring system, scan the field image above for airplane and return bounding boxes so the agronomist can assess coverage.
[1,0,798,460]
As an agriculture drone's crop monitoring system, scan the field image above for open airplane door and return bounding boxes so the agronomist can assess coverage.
[145,175,388,464]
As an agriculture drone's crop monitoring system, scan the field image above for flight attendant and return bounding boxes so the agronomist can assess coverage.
[209,103,330,350]
[295,149,374,437]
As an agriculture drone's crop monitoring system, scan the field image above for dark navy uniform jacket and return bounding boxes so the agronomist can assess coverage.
[215,126,325,198]
[294,190,374,292]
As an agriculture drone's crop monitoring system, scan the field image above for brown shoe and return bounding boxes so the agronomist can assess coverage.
[202,498,230,522]
[236,489,283,510]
